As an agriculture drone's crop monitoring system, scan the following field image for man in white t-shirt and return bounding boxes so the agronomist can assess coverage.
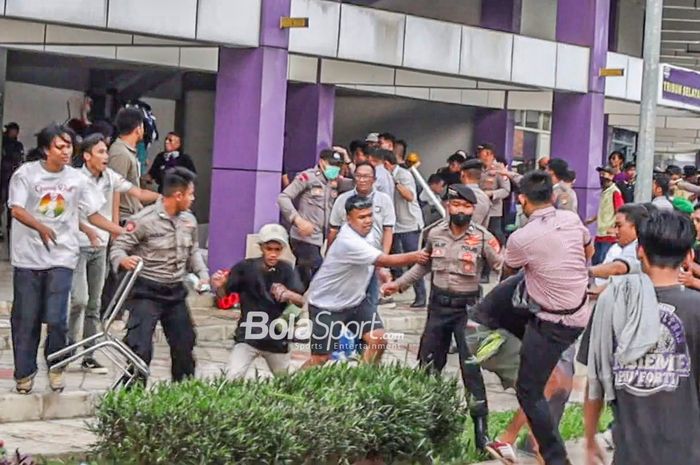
[68,134,160,374]
[588,204,648,289]
[9,124,124,394]
[305,195,429,367]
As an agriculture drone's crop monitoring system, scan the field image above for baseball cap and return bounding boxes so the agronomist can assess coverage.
[3,122,19,131]
[319,149,344,166]
[596,166,614,175]
[365,132,380,143]
[446,185,477,204]
[476,143,496,152]
[258,224,289,247]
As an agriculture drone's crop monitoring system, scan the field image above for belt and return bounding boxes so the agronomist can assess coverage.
[538,293,588,316]
[430,289,480,309]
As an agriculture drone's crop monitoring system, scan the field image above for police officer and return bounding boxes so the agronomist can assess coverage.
[277,149,348,290]
[382,184,503,451]
[110,167,208,383]
[547,158,578,213]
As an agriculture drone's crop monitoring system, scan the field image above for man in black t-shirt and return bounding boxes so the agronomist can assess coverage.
[583,210,700,465]
[211,224,304,379]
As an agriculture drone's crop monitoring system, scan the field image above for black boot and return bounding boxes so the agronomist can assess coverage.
[472,415,491,452]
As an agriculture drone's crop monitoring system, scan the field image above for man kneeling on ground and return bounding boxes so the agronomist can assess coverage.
[211,224,305,379]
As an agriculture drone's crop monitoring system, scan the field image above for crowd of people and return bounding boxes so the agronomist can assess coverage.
[3,116,700,465]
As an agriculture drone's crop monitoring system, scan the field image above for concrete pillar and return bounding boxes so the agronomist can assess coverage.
[283,83,336,176]
[480,0,522,33]
[208,1,290,272]
[551,0,610,220]
[473,108,515,163]
[0,48,6,131]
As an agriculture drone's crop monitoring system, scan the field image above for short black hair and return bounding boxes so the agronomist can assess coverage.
[609,151,625,163]
[653,173,671,195]
[447,153,466,164]
[85,120,114,141]
[617,203,650,231]
[638,210,696,268]
[623,161,636,171]
[548,158,569,180]
[37,123,73,151]
[384,151,398,165]
[345,194,373,214]
[519,170,553,205]
[354,162,375,176]
[562,169,576,183]
[349,140,367,154]
[428,173,444,185]
[395,139,407,151]
[163,167,196,197]
[378,132,396,143]
[115,108,144,136]
[80,133,107,155]
[369,148,390,162]
[665,164,682,177]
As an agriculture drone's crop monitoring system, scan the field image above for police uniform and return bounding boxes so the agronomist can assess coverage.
[277,154,349,289]
[553,182,578,213]
[394,185,503,445]
[110,200,208,382]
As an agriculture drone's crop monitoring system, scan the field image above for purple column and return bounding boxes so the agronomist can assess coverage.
[551,0,610,220]
[480,0,522,33]
[208,1,290,272]
[473,109,515,163]
[283,83,336,174]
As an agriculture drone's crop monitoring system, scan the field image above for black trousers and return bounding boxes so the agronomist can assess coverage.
[124,278,196,382]
[419,304,488,418]
[290,239,323,291]
[473,274,582,465]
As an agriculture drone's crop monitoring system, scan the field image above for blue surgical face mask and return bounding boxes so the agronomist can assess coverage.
[324,165,341,180]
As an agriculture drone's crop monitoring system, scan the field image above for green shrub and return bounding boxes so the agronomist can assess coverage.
[91,363,467,465]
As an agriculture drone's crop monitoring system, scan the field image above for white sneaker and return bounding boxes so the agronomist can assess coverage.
[485,441,518,464]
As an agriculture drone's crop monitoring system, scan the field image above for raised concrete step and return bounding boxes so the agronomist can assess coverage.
[0,390,102,423]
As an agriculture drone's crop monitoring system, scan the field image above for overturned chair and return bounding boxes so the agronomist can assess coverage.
[48,260,149,390]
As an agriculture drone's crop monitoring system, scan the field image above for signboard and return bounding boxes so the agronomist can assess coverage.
[660,64,700,110]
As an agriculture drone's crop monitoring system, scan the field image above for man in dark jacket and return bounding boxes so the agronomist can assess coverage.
[146,132,196,193]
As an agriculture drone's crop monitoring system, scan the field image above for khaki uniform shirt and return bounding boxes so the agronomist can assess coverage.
[553,182,578,214]
[108,138,142,219]
[466,183,491,228]
[278,167,343,247]
[480,169,511,218]
[110,200,208,284]
[396,220,503,294]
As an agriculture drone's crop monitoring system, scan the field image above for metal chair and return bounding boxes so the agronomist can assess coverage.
[48,260,150,390]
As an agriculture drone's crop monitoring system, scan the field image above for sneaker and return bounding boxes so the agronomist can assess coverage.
[82,357,109,375]
[15,375,34,394]
[602,428,615,450]
[48,369,65,392]
[485,441,517,464]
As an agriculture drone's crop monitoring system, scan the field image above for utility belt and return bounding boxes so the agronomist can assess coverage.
[430,288,481,309]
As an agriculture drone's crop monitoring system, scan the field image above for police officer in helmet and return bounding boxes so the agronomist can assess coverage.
[110,167,208,383]
[382,184,503,451]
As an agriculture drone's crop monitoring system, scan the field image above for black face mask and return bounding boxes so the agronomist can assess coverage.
[450,213,472,227]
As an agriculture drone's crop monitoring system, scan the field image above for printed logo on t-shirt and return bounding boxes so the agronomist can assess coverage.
[38,192,66,218]
[613,303,691,397]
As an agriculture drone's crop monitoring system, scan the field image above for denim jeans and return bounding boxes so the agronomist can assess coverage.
[69,247,107,352]
[592,240,613,266]
[11,267,73,380]
[391,230,426,301]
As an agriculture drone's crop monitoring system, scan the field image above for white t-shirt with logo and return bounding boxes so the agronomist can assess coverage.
[78,166,133,248]
[8,161,105,270]
[307,224,382,311]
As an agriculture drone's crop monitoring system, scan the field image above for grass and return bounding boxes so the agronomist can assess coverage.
[39,404,612,465]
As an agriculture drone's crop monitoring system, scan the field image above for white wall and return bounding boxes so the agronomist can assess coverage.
[334,95,474,176]
[183,90,215,223]
[3,81,84,148]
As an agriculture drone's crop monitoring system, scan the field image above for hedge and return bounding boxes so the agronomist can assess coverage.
[91,363,467,465]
